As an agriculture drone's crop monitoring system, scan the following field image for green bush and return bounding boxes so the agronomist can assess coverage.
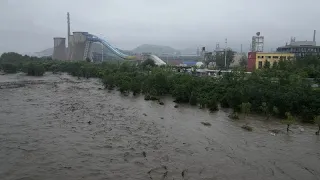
[26,63,45,76]
[1,63,18,73]
[1,52,320,123]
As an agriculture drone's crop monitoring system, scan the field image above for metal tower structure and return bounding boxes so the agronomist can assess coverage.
[251,32,264,52]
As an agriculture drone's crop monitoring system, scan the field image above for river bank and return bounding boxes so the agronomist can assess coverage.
[0,73,319,180]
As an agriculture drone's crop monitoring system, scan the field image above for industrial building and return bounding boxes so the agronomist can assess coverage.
[277,30,320,57]
[51,12,166,65]
[247,52,294,71]
[52,37,67,60]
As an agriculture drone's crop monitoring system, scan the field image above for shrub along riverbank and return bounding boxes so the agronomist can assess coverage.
[1,52,320,123]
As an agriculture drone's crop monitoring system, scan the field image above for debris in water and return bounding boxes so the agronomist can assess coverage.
[142,151,146,158]
[159,101,164,105]
[269,129,283,134]
[143,113,147,116]
[182,169,187,178]
[87,121,92,125]
[201,122,211,126]
[241,124,253,131]
[150,96,159,101]
[160,117,164,119]
[162,165,167,170]
[163,171,168,179]
[228,112,239,120]
[270,132,276,136]
[174,105,178,108]
[298,126,305,132]
[144,94,151,101]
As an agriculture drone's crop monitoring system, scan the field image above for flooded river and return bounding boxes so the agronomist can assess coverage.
[0,73,319,180]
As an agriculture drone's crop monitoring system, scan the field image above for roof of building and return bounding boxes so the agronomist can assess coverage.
[278,45,320,48]
[251,52,295,54]
[290,41,316,46]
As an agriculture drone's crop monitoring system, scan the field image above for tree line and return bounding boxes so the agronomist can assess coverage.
[1,52,320,127]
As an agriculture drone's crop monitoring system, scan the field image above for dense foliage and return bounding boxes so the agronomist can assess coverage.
[1,52,320,123]
[0,52,50,76]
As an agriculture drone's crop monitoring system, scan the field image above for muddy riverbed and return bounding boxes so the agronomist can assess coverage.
[0,73,319,180]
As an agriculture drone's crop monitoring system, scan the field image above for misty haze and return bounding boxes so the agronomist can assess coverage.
[1,0,320,55]
[1,0,320,180]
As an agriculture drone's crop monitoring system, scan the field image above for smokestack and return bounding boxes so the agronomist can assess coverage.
[67,12,70,42]
[313,30,316,42]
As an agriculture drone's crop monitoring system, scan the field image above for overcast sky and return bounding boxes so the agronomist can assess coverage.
[1,0,319,54]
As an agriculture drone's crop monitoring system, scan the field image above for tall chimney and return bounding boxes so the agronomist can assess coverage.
[313,30,316,42]
[67,12,70,44]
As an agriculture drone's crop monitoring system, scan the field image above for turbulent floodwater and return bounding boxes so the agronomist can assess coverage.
[0,73,320,180]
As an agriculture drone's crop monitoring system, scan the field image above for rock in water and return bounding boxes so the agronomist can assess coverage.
[201,122,211,126]
[241,124,253,131]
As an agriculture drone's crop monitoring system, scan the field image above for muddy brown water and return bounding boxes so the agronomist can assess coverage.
[0,73,319,180]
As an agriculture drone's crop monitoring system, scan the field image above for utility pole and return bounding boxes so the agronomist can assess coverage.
[241,44,243,54]
[225,38,227,68]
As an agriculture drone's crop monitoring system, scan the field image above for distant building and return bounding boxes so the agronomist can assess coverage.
[247,52,294,72]
[277,30,320,57]
[277,41,320,57]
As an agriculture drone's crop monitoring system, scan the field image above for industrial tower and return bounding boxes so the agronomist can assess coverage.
[52,37,67,60]
[251,32,264,52]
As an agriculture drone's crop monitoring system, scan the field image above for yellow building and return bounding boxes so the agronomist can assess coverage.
[247,52,295,71]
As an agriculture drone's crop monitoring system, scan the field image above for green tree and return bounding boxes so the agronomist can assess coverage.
[207,97,218,112]
[240,102,251,119]
[25,63,45,76]
[260,102,270,120]
[189,92,197,106]
[239,54,248,67]
[282,112,296,132]
[264,60,271,69]
[215,49,235,68]
[1,63,18,73]
[272,61,278,69]
[141,58,156,68]
[273,106,279,116]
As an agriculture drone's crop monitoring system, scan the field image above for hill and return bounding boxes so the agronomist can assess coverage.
[132,44,180,55]
[33,48,53,57]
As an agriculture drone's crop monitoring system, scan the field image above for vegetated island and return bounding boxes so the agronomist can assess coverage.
[1,52,320,130]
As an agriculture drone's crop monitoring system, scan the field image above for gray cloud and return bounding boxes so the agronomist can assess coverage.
[1,0,319,54]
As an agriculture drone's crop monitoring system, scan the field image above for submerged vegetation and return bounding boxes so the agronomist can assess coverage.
[1,52,320,124]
